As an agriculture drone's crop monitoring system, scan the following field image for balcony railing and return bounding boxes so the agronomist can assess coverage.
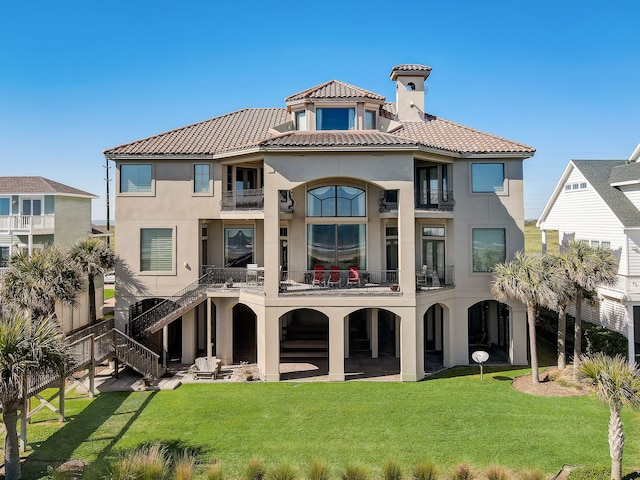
[220,188,264,210]
[416,266,455,290]
[0,214,55,233]
[415,189,455,211]
[279,269,401,294]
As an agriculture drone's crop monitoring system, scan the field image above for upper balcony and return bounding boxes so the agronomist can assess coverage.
[220,188,264,211]
[0,215,55,235]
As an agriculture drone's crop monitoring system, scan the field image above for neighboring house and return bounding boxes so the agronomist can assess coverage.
[0,176,102,332]
[104,64,536,381]
[537,143,640,363]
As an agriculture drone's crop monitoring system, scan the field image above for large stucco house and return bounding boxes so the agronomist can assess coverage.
[0,176,103,332]
[104,64,536,381]
[537,143,640,363]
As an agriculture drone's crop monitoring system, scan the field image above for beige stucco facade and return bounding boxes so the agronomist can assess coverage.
[107,64,534,380]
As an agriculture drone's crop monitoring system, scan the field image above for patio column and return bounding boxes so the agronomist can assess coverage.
[213,298,234,366]
[541,229,547,254]
[206,298,212,358]
[400,312,421,381]
[258,310,279,382]
[627,304,635,365]
[510,304,528,365]
[329,315,345,381]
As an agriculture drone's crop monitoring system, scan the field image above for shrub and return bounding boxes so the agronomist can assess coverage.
[206,461,225,480]
[567,466,610,480]
[412,462,438,480]
[247,458,266,480]
[272,463,297,480]
[382,460,403,480]
[340,465,370,480]
[584,325,627,357]
[308,461,329,480]
[484,465,513,480]
[450,463,475,480]
[518,470,544,480]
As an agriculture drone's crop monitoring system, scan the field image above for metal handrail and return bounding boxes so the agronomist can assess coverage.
[220,188,264,210]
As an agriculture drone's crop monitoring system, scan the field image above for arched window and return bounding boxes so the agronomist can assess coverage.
[307,185,365,217]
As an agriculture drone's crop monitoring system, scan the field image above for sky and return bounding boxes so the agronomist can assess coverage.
[1,1,639,222]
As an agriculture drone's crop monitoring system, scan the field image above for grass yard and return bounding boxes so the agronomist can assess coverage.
[18,368,640,479]
[524,221,559,254]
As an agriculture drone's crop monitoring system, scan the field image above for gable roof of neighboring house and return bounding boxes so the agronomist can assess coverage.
[538,160,640,228]
[0,176,97,198]
[104,79,535,158]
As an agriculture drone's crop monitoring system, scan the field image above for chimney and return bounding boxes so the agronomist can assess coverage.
[390,64,432,122]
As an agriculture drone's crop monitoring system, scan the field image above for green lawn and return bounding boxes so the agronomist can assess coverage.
[18,369,640,479]
[524,221,559,254]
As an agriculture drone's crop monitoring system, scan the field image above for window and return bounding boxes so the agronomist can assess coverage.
[365,110,376,130]
[565,184,571,191]
[316,108,355,130]
[386,226,398,271]
[22,198,42,216]
[472,228,506,272]
[307,224,366,269]
[423,227,445,237]
[591,240,600,248]
[295,111,306,130]
[140,228,173,272]
[121,164,152,193]
[307,185,365,217]
[572,183,579,190]
[194,164,211,193]
[0,197,10,215]
[423,226,445,279]
[602,241,611,249]
[224,227,254,267]
[0,246,10,267]
[580,182,587,189]
[471,163,505,193]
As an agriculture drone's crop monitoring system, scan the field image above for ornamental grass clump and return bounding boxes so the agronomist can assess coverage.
[382,460,403,480]
[307,461,329,480]
[450,463,475,480]
[206,461,225,480]
[271,463,297,480]
[173,450,197,480]
[412,462,438,480]
[340,465,370,480]
[517,469,544,480]
[109,442,167,480]
[484,464,513,480]
[246,457,266,480]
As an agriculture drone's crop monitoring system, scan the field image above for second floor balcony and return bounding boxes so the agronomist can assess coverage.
[220,188,264,211]
[0,215,55,234]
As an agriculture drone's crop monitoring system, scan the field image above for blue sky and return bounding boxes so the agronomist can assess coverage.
[1,1,639,221]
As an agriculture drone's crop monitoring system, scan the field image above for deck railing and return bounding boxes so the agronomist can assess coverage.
[220,188,264,210]
[0,214,55,233]
[279,269,401,293]
[415,189,455,211]
[416,266,455,289]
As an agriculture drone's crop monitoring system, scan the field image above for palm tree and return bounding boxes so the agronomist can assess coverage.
[492,251,557,384]
[562,241,617,375]
[545,252,577,370]
[68,237,116,323]
[0,315,75,480]
[0,246,83,321]
[578,354,640,480]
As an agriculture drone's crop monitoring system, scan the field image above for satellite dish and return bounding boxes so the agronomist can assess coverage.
[471,350,489,380]
[472,350,489,364]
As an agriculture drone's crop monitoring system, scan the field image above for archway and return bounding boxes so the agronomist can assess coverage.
[424,304,445,373]
[279,309,329,380]
[467,300,510,363]
[232,304,257,363]
[345,308,400,379]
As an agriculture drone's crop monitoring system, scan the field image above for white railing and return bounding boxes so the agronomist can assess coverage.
[0,215,55,233]
[610,275,640,295]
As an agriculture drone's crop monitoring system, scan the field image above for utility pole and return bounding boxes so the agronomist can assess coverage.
[105,157,111,246]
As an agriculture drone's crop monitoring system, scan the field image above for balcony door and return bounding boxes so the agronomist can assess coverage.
[416,166,439,209]
[422,226,445,281]
[236,167,258,191]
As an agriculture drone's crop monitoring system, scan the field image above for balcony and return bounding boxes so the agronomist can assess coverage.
[0,215,55,234]
[416,266,455,291]
[220,189,264,210]
[280,269,401,294]
[415,189,455,211]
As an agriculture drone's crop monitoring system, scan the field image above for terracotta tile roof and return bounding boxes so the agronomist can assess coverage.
[390,64,433,75]
[0,176,96,197]
[285,80,385,102]
[105,108,288,156]
[394,116,535,154]
[105,106,534,157]
[260,131,415,148]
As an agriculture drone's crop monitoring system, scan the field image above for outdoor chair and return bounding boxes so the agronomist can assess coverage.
[312,265,326,286]
[246,264,259,285]
[191,356,221,380]
[347,266,360,287]
[328,266,341,287]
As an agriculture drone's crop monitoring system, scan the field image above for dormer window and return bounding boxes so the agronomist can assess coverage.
[316,107,355,130]
[295,111,307,130]
[365,110,376,130]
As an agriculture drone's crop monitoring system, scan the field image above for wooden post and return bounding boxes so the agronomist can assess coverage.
[58,376,65,423]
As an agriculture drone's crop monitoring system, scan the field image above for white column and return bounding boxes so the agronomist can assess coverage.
[627,304,636,365]
[330,315,346,381]
[541,230,547,254]
[258,310,280,382]
[399,313,419,381]
[207,298,213,358]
